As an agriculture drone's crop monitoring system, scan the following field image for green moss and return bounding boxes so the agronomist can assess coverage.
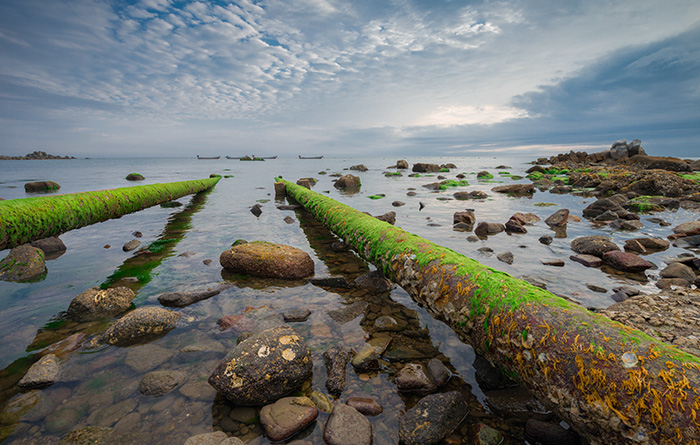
[385,172,402,177]
[511,175,523,180]
[0,177,220,250]
[679,172,700,182]
[498,172,512,176]
[544,168,569,175]
[526,172,543,181]
[439,168,450,172]
[477,173,494,180]
[551,176,569,184]
[368,194,385,199]
[439,180,470,190]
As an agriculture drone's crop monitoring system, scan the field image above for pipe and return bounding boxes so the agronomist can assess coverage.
[0,177,220,250]
[277,178,700,444]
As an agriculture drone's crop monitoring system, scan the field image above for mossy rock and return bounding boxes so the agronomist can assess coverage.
[0,245,46,282]
[24,181,60,192]
[125,173,145,181]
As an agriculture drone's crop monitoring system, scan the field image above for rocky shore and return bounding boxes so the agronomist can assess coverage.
[0,151,75,160]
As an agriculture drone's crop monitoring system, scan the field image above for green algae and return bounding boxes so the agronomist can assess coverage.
[0,177,220,250]
[477,173,494,180]
[439,180,469,190]
[368,194,385,199]
[439,168,450,172]
[679,172,700,182]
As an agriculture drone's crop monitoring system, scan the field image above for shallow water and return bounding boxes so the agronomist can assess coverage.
[0,156,697,443]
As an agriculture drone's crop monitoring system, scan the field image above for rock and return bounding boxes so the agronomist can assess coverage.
[334,174,361,189]
[125,173,144,181]
[570,254,602,268]
[674,235,700,248]
[18,354,60,389]
[602,251,653,273]
[491,184,535,194]
[250,203,263,217]
[354,270,394,292]
[122,239,141,252]
[470,423,504,445]
[544,209,569,227]
[398,391,468,445]
[323,403,372,445]
[594,210,619,222]
[375,211,396,225]
[525,419,581,445]
[623,239,646,253]
[260,396,318,442]
[283,308,311,322]
[570,235,620,258]
[582,198,627,219]
[539,235,553,245]
[392,201,405,207]
[586,283,607,293]
[274,181,287,197]
[217,305,284,334]
[627,237,670,252]
[412,163,441,173]
[139,370,187,397]
[29,236,66,257]
[158,286,224,308]
[673,221,700,237]
[395,160,409,169]
[349,164,368,172]
[660,262,696,282]
[396,363,437,394]
[184,431,245,445]
[0,245,46,282]
[497,252,513,264]
[505,218,526,233]
[324,346,353,395]
[453,222,473,232]
[656,278,691,289]
[208,325,312,405]
[346,397,383,416]
[351,344,380,371]
[474,222,505,237]
[67,286,135,321]
[328,301,369,324]
[24,180,61,192]
[427,358,451,386]
[61,426,114,444]
[220,241,314,279]
[512,212,541,225]
[541,259,565,267]
[629,154,692,172]
[309,276,351,289]
[296,178,316,188]
[100,307,181,346]
[453,210,475,227]
[609,219,644,231]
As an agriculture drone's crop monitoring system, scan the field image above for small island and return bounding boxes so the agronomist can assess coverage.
[0,151,75,160]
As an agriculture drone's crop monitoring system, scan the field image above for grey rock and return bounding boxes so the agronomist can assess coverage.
[184,432,244,445]
[323,403,372,445]
[324,346,353,395]
[122,239,141,252]
[392,201,405,207]
[67,286,135,321]
[100,307,181,346]
[399,391,468,445]
[609,219,644,231]
[18,354,60,389]
[283,308,311,322]
[539,235,553,245]
[139,370,187,397]
[208,325,312,405]
[545,209,569,227]
[0,245,46,282]
[427,358,451,386]
[570,235,620,258]
[309,276,351,289]
[497,252,514,265]
[158,286,224,308]
[327,301,369,324]
[474,222,505,237]
[396,363,437,394]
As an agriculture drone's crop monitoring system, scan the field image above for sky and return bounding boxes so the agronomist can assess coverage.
[1,0,699,158]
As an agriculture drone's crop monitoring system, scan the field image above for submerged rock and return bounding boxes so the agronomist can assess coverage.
[18,354,60,389]
[399,391,468,445]
[0,245,46,282]
[324,345,353,395]
[208,325,312,405]
[139,370,187,397]
[220,241,314,279]
[260,396,318,442]
[67,286,135,321]
[158,286,225,308]
[354,270,394,291]
[346,397,383,416]
[323,403,372,445]
[100,307,181,346]
[183,431,244,445]
[396,363,437,394]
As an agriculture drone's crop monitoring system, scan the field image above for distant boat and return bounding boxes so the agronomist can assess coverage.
[197,155,220,159]
[226,156,245,160]
[260,156,277,159]
[299,155,323,159]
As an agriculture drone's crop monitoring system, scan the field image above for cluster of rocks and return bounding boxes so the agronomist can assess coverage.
[0,151,75,160]
[0,237,68,282]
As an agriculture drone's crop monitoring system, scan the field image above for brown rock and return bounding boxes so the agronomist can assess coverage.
[0,245,47,282]
[346,397,383,416]
[673,221,700,237]
[67,286,135,321]
[334,174,361,189]
[545,209,569,227]
[260,397,318,442]
[220,241,314,279]
[570,255,603,267]
[602,251,653,272]
[570,235,620,258]
[491,184,535,195]
[660,262,696,282]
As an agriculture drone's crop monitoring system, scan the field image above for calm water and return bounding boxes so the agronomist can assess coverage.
[0,156,697,443]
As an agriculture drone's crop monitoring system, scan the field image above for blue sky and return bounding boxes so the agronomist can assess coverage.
[1,0,699,158]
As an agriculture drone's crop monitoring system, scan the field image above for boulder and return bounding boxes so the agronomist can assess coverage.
[474,222,505,237]
[412,163,440,173]
[629,155,692,172]
[158,286,224,308]
[333,174,361,190]
[453,210,476,226]
[100,307,181,346]
[349,164,368,172]
[545,209,569,227]
[29,236,66,257]
[208,325,312,405]
[67,286,135,321]
[0,245,46,282]
[139,370,187,397]
[125,173,145,181]
[398,391,468,445]
[260,397,318,442]
[570,236,620,258]
[602,251,653,273]
[24,181,60,192]
[18,354,60,389]
[427,358,451,386]
[660,262,696,282]
[346,397,383,416]
[323,403,372,445]
[375,211,396,225]
[673,221,700,237]
[582,198,627,219]
[220,241,314,279]
[396,363,437,394]
[324,346,353,395]
[491,184,534,195]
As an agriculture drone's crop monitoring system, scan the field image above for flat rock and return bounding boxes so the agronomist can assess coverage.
[139,370,187,397]
[260,396,318,442]
[627,237,670,251]
[208,325,312,405]
[324,345,353,395]
[673,221,700,237]
[100,307,181,346]
[602,251,653,273]
[158,286,225,308]
[18,354,60,389]
[609,219,644,231]
[346,397,383,416]
[399,391,468,445]
[545,209,569,227]
[327,301,369,324]
[67,286,135,321]
[220,241,314,279]
[323,403,372,445]
[0,245,46,282]
[491,184,534,194]
[396,363,437,394]
[570,254,602,267]
[570,235,620,258]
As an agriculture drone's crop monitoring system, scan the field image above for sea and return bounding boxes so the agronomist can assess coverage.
[0,156,697,443]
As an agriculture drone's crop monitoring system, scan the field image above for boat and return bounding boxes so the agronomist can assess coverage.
[260,156,277,159]
[298,155,323,159]
[197,155,220,159]
[226,156,245,160]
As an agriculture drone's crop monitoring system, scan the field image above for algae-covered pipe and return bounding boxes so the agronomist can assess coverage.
[277,178,700,444]
[0,177,220,250]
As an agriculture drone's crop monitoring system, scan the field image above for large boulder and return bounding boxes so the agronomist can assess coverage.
[673,221,700,237]
[220,241,314,279]
[582,198,627,219]
[24,181,60,192]
[399,391,468,445]
[100,307,181,346]
[602,251,653,273]
[208,325,312,405]
[412,163,441,173]
[491,184,535,195]
[570,236,620,258]
[333,174,361,189]
[66,286,135,321]
[0,245,46,282]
